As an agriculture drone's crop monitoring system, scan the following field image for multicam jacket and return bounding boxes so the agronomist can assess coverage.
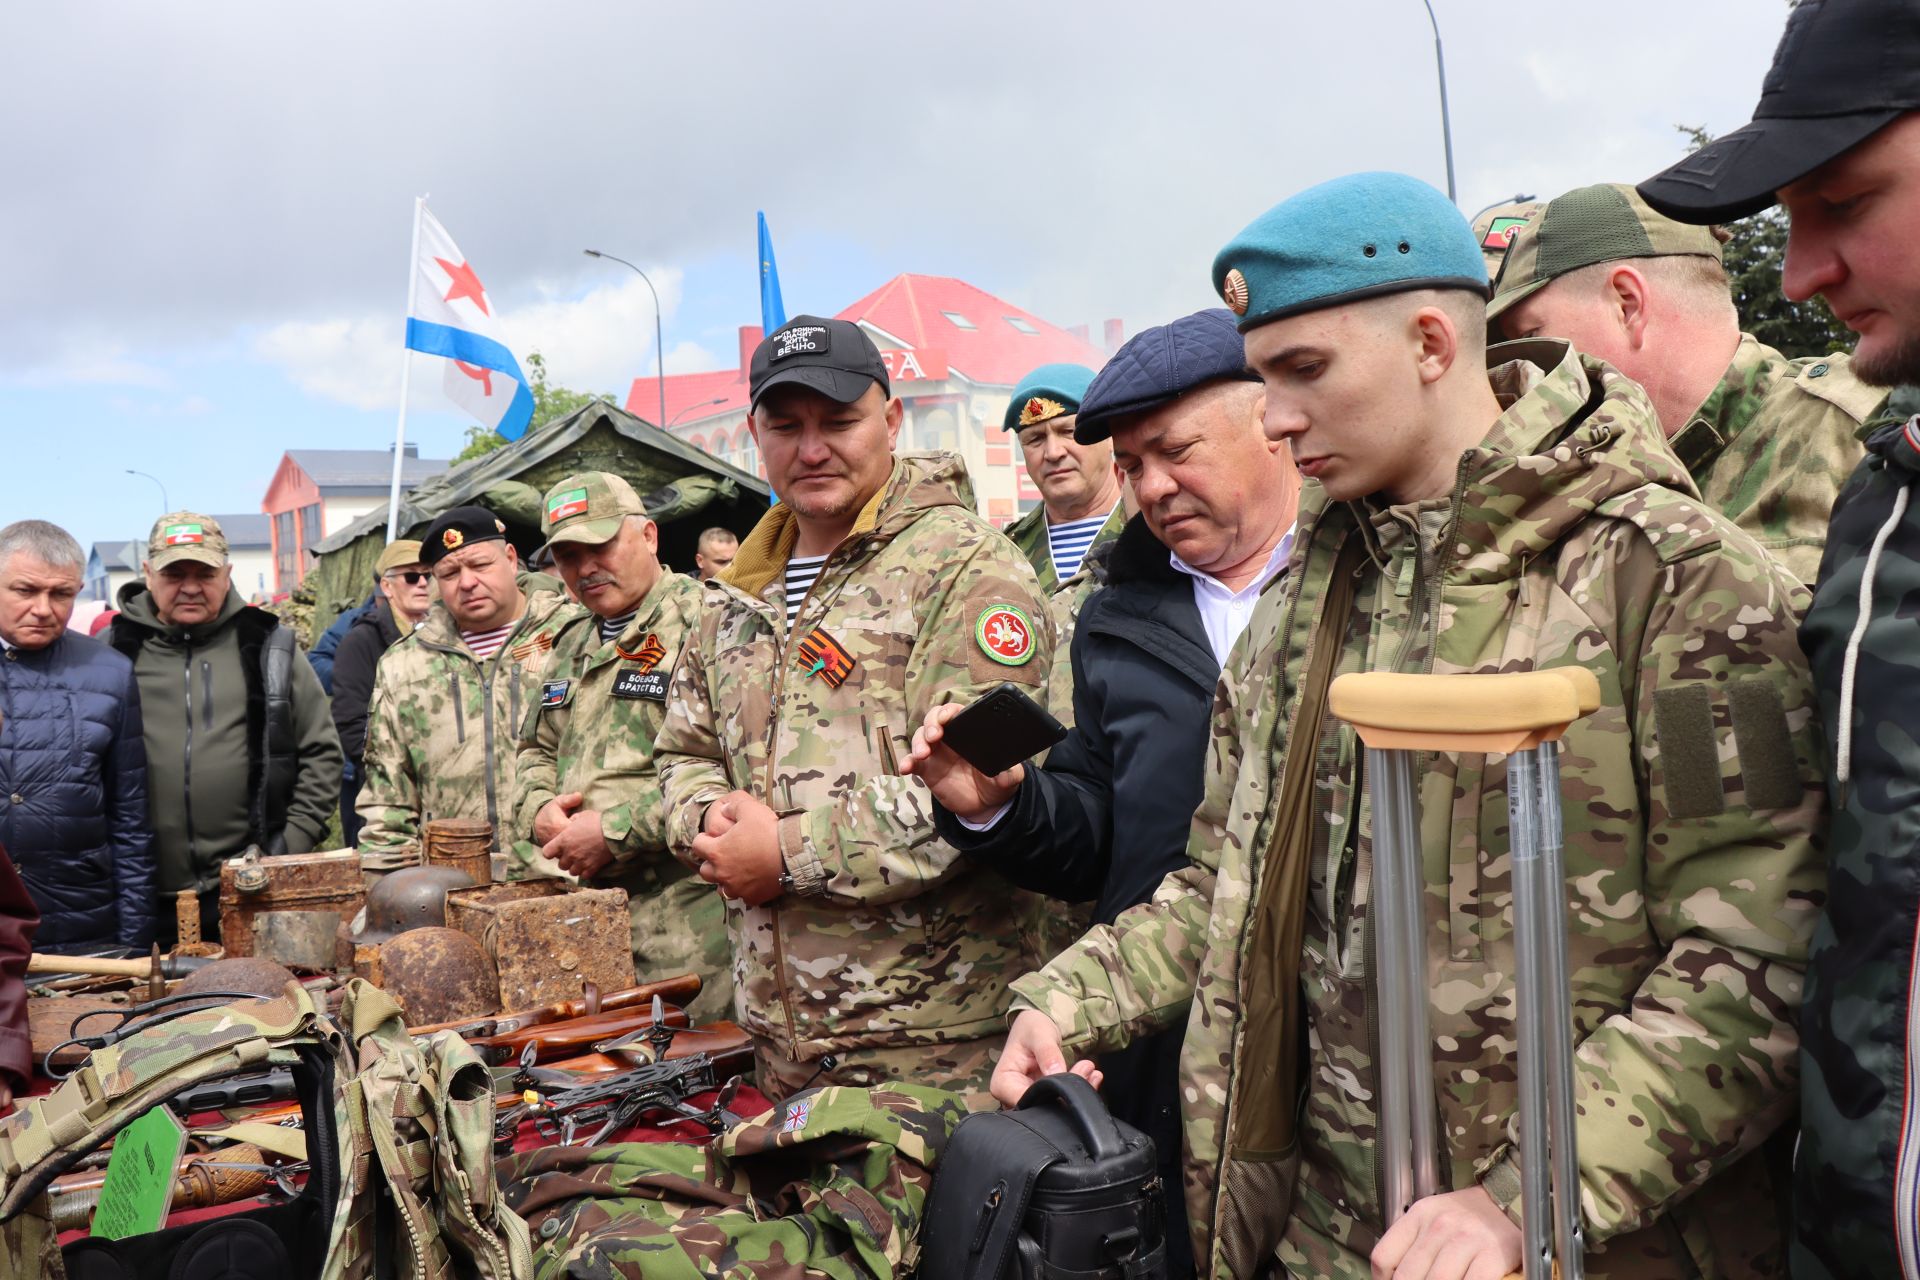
[1672,333,1879,585]
[356,574,574,865]
[656,452,1053,1078]
[1005,501,1126,594]
[1012,341,1826,1279]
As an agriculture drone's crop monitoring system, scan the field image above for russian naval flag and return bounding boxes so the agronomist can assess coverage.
[405,205,534,441]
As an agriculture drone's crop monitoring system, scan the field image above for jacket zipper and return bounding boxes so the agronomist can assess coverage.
[181,644,198,872]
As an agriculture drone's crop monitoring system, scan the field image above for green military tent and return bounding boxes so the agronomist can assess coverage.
[304,400,768,637]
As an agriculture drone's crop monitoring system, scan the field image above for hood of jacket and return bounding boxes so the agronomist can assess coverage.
[722,450,976,599]
[115,581,252,641]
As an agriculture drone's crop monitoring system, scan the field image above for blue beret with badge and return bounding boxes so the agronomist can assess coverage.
[1211,171,1489,332]
[1003,363,1097,434]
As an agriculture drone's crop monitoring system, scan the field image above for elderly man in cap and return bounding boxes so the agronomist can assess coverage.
[906,308,1299,1279]
[328,538,429,846]
[996,173,1825,1279]
[510,474,730,1020]
[1642,3,1920,1274]
[106,513,341,943]
[1001,363,1126,595]
[356,507,572,869]
[655,314,1052,1101]
[1490,182,1876,585]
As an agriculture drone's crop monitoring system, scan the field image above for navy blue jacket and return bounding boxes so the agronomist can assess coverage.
[0,631,154,951]
[308,594,374,694]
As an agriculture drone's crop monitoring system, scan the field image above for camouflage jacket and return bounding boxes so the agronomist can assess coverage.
[1043,536,1117,727]
[500,1083,967,1280]
[656,452,1053,1066]
[1674,333,1879,586]
[1012,341,1826,1279]
[357,574,575,864]
[1794,388,1920,1280]
[510,571,703,877]
[1005,500,1126,594]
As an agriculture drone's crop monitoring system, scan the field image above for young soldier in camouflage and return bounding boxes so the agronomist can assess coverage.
[356,506,573,869]
[512,472,731,1023]
[655,316,1053,1103]
[1489,182,1880,585]
[998,173,1825,1280]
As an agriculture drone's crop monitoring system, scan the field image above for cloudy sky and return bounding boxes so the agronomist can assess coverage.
[0,2,1787,557]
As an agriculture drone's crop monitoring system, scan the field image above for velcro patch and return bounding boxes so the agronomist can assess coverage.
[794,628,856,689]
[547,487,589,521]
[770,325,829,362]
[163,523,205,545]
[782,1096,814,1132]
[975,605,1036,667]
[1728,679,1801,810]
[1481,215,1528,250]
[612,668,669,701]
[1654,685,1724,819]
[540,680,571,709]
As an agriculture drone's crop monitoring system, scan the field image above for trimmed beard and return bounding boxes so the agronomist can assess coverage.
[1853,332,1920,388]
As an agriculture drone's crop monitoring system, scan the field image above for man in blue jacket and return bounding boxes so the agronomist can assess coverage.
[0,520,153,953]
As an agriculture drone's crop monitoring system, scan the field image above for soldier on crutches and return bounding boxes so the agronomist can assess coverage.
[1329,668,1600,1280]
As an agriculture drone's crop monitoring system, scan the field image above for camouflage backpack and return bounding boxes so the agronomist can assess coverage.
[0,979,532,1279]
[498,1083,969,1280]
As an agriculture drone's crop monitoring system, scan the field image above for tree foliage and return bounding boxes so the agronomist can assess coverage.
[453,352,613,462]
[1678,124,1853,360]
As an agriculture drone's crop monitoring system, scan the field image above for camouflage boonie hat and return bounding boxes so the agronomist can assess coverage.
[1487,183,1726,330]
[542,471,647,549]
[146,510,228,570]
[1471,197,1542,281]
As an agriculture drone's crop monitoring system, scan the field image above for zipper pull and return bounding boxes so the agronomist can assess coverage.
[1394,547,1417,599]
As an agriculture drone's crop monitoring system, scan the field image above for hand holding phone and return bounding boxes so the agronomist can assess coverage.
[901,683,1068,822]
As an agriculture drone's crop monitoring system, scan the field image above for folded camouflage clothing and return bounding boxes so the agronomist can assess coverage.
[498,1083,968,1280]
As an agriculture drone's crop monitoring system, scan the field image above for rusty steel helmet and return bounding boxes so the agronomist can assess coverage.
[352,865,475,946]
[378,927,498,1026]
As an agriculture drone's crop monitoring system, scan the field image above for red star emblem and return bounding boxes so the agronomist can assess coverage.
[435,257,492,315]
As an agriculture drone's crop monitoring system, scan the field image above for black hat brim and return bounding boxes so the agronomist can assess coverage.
[749,366,880,413]
[1639,108,1904,224]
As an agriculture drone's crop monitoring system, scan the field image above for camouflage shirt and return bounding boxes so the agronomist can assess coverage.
[1005,501,1126,594]
[1012,341,1826,1279]
[656,452,1053,1078]
[356,574,575,866]
[1671,333,1880,586]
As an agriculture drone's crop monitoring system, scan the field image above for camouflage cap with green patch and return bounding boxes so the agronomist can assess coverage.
[1470,197,1542,282]
[542,471,647,549]
[1487,183,1726,328]
[146,511,228,570]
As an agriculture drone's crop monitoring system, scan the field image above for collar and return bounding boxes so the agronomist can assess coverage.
[1668,333,1771,477]
[1168,525,1294,595]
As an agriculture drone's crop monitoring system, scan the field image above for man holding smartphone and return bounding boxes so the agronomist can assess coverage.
[654,315,1054,1102]
[903,308,1301,1279]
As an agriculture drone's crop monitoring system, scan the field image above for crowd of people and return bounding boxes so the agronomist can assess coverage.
[1,2,1917,1275]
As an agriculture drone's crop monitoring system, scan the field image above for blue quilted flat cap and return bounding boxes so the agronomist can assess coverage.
[1004,362,1097,433]
[1211,172,1489,332]
[1074,309,1258,444]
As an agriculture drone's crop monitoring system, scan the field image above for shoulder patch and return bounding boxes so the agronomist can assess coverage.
[975,604,1037,666]
[540,679,571,709]
[1794,354,1890,423]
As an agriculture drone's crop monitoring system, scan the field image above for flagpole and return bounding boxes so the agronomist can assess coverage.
[385,194,427,546]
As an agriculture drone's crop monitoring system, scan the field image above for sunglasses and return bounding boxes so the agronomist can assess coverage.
[385,570,430,585]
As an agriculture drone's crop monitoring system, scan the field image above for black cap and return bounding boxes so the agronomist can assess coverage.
[1074,309,1259,444]
[419,505,509,567]
[748,315,890,412]
[1639,0,1920,223]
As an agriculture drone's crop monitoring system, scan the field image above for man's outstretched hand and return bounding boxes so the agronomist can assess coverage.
[900,702,1025,822]
[992,1009,1103,1107]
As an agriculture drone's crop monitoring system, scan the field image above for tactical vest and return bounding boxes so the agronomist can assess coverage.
[0,980,531,1280]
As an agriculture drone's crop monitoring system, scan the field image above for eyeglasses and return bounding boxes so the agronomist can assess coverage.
[385,571,430,586]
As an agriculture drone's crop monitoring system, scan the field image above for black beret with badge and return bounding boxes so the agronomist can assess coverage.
[420,505,510,567]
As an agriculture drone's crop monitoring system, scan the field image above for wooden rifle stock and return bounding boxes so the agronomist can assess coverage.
[48,1143,294,1232]
[407,971,703,1039]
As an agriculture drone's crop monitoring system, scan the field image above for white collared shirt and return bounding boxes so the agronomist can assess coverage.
[1168,527,1295,667]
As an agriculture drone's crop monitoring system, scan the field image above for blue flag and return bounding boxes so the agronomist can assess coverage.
[758,211,787,334]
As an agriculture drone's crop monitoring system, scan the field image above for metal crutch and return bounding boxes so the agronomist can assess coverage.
[1329,668,1599,1280]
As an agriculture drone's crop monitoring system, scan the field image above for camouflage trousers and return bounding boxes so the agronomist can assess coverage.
[753,1034,1001,1109]
[599,861,735,1026]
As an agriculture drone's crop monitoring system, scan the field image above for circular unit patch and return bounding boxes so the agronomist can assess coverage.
[975,604,1036,667]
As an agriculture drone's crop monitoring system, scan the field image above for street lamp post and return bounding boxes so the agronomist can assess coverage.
[583,249,668,429]
[1420,0,1458,204]
[667,397,727,430]
[125,469,169,514]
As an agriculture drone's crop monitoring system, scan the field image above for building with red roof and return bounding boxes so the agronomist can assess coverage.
[625,273,1118,526]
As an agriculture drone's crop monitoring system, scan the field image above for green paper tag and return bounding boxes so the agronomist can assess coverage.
[90,1104,188,1239]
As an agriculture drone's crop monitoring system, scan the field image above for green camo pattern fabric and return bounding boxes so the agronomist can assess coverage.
[1012,340,1826,1279]
[499,1083,967,1280]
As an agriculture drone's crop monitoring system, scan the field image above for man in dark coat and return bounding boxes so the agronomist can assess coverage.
[0,839,36,1111]
[329,539,429,844]
[0,520,152,952]
[904,310,1301,1280]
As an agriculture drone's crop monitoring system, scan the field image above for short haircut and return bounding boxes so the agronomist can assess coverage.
[697,527,738,552]
[0,519,84,575]
[1563,255,1736,324]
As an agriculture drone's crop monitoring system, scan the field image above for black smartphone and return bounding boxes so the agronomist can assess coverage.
[940,682,1068,777]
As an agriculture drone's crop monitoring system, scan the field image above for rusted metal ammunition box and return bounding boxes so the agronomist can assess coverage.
[423,817,493,887]
[444,880,634,1009]
[218,848,364,962]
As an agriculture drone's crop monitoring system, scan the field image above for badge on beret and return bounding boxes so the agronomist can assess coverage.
[618,632,668,672]
[975,605,1036,667]
[442,528,465,551]
[493,518,507,533]
[794,627,855,689]
[1221,268,1250,317]
[162,523,205,545]
[1017,396,1068,428]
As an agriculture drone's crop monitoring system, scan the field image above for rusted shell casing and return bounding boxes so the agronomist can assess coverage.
[218,850,364,959]
[376,926,499,1025]
[445,880,635,1010]
[423,817,493,887]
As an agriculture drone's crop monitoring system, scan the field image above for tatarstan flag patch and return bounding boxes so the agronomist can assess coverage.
[794,628,855,688]
[547,487,590,522]
[163,523,205,545]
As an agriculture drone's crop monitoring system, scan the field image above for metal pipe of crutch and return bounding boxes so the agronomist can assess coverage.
[1507,744,1555,1280]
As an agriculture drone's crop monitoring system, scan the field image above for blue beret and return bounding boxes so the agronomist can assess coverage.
[1075,309,1257,444]
[1211,172,1489,332]
[1004,362,1097,433]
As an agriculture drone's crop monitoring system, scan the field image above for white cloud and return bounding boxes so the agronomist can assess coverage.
[0,340,173,390]
[503,270,683,393]
[253,315,405,412]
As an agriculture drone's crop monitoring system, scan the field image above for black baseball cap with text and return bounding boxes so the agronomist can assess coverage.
[1640,0,1920,223]
[748,315,891,412]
